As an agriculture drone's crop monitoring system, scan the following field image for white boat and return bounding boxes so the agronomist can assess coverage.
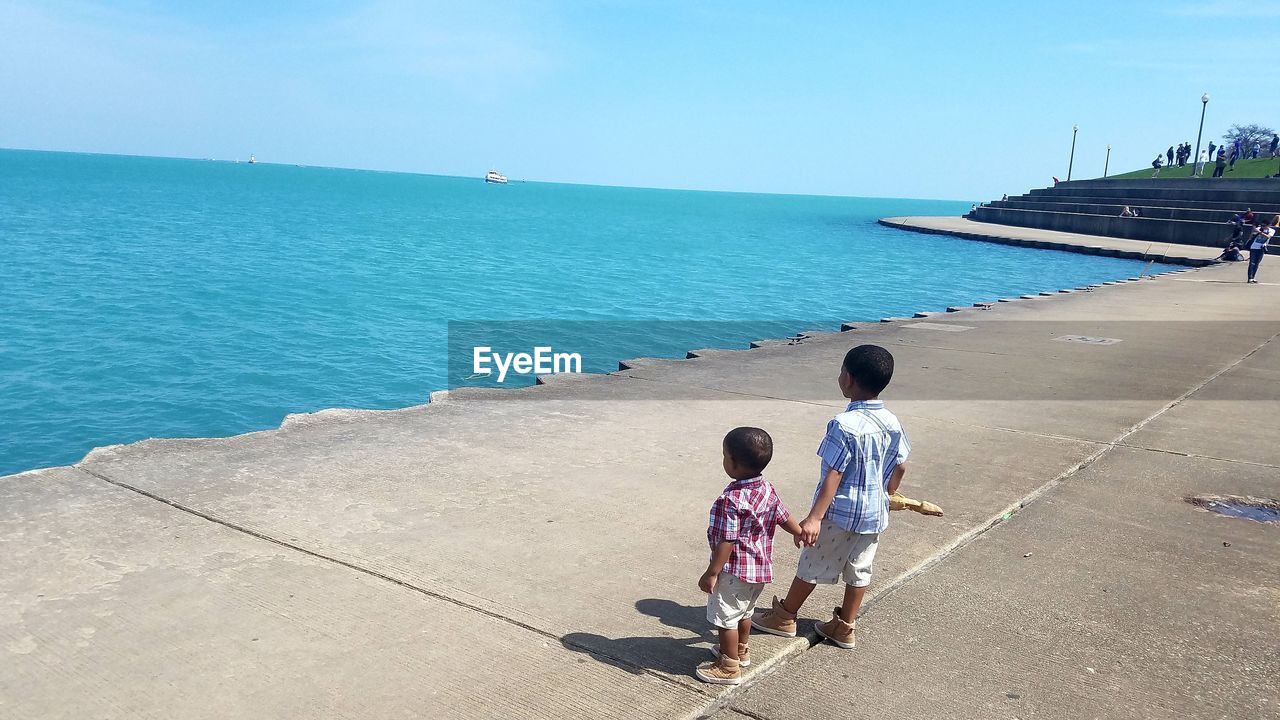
[248,154,257,164]
[485,169,508,184]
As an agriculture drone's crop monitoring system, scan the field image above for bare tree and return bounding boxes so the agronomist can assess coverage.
[1222,123,1277,154]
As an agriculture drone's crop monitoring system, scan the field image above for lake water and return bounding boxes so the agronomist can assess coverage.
[0,149,1177,475]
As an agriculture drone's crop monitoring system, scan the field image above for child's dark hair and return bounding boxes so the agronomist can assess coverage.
[723,427,773,474]
[842,344,895,395]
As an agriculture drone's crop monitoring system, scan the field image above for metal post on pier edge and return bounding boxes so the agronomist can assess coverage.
[1193,93,1209,178]
[1067,124,1078,181]
[1104,145,1110,178]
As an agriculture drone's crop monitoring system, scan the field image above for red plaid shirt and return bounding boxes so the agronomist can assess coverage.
[707,475,791,583]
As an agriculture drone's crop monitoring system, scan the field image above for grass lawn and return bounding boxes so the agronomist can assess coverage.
[1106,155,1280,180]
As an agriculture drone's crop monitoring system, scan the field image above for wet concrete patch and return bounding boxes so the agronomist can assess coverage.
[904,322,975,332]
[1186,494,1280,524]
[1055,335,1123,346]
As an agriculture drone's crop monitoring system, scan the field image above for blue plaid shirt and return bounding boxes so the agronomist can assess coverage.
[814,400,910,534]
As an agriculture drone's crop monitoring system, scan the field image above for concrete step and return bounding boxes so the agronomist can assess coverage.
[968,207,1225,247]
[1058,177,1280,191]
[1004,194,1280,214]
[1028,184,1280,205]
[992,200,1280,225]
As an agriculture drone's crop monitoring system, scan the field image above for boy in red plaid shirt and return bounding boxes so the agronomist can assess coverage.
[696,427,804,685]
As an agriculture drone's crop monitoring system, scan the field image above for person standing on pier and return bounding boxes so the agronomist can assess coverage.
[1245,218,1275,284]
[752,345,910,651]
[696,427,804,685]
[1166,146,1174,168]
[1196,149,1208,177]
[1208,140,1216,159]
[1271,134,1279,158]
[1213,149,1227,178]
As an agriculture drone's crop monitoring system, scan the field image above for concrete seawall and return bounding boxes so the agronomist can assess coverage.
[2,237,1277,719]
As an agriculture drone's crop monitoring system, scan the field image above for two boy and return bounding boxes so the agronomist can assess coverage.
[697,344,910,685]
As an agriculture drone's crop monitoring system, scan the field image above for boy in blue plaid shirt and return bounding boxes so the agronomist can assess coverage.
[753,345,910,649]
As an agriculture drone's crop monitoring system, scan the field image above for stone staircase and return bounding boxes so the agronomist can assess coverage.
[968,178,1280,247]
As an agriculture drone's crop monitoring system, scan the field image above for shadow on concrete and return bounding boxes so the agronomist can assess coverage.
[560,599,713,676]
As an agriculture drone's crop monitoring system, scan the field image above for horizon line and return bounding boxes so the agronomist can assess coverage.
[0,144,978,205]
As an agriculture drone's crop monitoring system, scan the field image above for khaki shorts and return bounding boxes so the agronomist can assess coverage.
[796,519,878,587]
[706,572,766,629]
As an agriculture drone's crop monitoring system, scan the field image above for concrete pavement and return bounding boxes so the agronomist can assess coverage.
[2,254,1278,718]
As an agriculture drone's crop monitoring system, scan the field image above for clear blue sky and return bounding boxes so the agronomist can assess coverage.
[3,0,1278,200]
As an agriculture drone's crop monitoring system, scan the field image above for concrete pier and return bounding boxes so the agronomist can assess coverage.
[879,216,1222,266]
[2,254,1277,718]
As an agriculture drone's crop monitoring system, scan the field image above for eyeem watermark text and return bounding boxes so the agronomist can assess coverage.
[472,346,582,383]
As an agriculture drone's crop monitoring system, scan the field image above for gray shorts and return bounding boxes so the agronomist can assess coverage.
[796,519,878,587]
[706,572,766,629]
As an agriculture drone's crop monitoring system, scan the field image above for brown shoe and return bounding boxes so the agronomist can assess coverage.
[695,655,741,685]
[751,596,797,638]
[706,642,751,667]
[814,608,856,649]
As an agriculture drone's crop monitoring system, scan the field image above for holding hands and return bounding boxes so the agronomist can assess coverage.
[779,514,816,548]
[798,516,822,547]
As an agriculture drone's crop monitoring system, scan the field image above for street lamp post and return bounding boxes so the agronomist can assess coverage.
[1067,124,1078,181]
[1193,93,1209,177]
[1104,145,1111,178]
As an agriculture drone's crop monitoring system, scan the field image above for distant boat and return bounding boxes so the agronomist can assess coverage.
[248,155,257,164]
[484,169,508,184]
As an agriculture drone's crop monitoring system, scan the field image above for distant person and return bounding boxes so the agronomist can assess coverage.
[753,345,910,653]
[1244,208,1256,224]
[1245,220,1274,284]
[1196,149,1208,176]
[970,203,977,213]
[1001,194,1008,201]
[1151,156,1163,177]
[1229,212,1247,241]
[1229,145,1239,170]
[1216,239,1243,262]
[1271,134,1279,157]
[1208,140,1216,158]
[1166,146,1175,167]
[1213,149,1228,178]
[1120,205,1136,217]
[1213,239,1244,262]
[1052,176,1061,186]
[695,427,803,685]
[1252,142,1261,159]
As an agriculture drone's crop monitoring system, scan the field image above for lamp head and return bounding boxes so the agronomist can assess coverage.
[1202,93,1210,104]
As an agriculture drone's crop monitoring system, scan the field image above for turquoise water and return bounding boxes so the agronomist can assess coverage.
[0,149,1176,476]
